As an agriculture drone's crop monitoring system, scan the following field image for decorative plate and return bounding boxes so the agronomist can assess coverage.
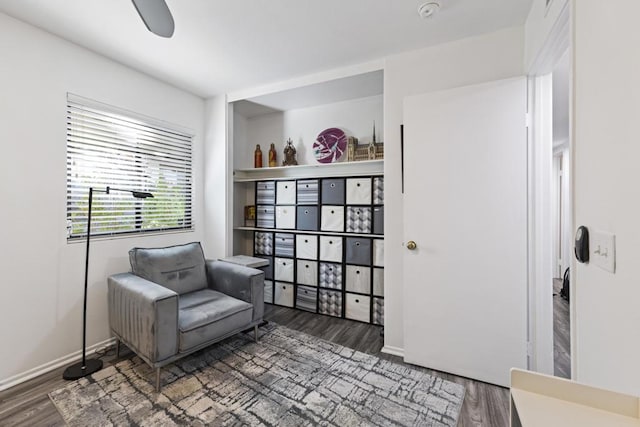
[313,128,347,164]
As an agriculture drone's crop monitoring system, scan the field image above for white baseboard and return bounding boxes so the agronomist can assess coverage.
[381,345,405,358]
[0,337,116,392]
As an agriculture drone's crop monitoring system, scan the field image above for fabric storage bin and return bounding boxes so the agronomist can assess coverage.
[345,237,372,266]
[346,265,371,294]
[373,206,384,235]
[320,206,344,232]
[346,177,372,205]
[276,181,296,205]
[319,262,342,289]
[264,280,274,304]
[256,181,275,205]
[274,282,294,307]
[373,267,384,297]
[346,293,371,323]
[319,289,343,317]
[373,177,384,205]
[319,236,343,263]
[321,178,345,205]
[276,206,296,229]
[254,256,273,280]
[254,232,273,256]
[274,233,295,258]
[346,206,372,234]
[373,297,384,326]
[295,285,318,312]
[297,179,319,205]
[296,260,318,286]
[274,257,294,282]
[296,234,317,260]
[373,239,384,267]
[297,206,319,231]
[256,205,275,229]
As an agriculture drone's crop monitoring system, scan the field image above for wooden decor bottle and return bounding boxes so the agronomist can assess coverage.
[268,143,277,167]
[254,144,263,168]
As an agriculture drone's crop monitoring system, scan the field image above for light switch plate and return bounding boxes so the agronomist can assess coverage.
[590,230,616,273]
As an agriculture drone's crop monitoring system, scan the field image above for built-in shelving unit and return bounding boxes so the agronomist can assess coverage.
[228,67,385,325]
[234,159,383,182]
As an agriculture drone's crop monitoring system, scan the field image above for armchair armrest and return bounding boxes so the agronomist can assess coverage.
[107,273,179,365]
[205,260,264,322]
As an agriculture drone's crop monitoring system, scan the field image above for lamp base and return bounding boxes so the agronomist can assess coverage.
[62,358,103,380]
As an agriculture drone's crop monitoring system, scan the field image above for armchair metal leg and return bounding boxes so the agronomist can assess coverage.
[254,325,259,343]
[155,368,161,392]
[115,339,120,358]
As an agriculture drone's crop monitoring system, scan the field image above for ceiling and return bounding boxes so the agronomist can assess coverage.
[0,0,533,98]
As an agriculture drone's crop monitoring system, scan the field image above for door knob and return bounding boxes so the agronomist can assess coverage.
[407,240,417,250]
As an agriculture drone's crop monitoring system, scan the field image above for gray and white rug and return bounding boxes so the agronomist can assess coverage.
[50,325,465,426]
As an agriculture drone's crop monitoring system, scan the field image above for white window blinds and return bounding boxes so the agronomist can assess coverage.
[66,94,193,239]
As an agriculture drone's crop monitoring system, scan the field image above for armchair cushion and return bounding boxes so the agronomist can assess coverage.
[178,289,252,352]
[129,242,207,295]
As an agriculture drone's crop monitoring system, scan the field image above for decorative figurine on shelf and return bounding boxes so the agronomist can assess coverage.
[347,136,358,162]
[282,138,298,166]
[244,205,256,227]
[254,144,263,168]
[268,143,277,167]
[368,122,377,160]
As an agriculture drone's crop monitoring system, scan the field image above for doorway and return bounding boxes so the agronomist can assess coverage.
[551,51,571,378]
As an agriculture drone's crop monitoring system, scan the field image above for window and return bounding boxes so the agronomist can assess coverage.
[66,94,193,239]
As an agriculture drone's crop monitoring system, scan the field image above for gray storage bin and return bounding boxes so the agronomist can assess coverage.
[295,285,318,312]
[297,206,319,231]
[373,206,384,235]
[346,206,372,234]
[256,205,275,228]
[319,289,343,317]
[345,237,372,266]
[321,178,345,205]
[275,233,295,258]
[373,177,384,205]
[274,282,294,307]
[319,262,343,289]
[255,256,273,280]
[256,181,275,205]
[254,232,274,255]
[264,280,273,304]
[346,293,371,323]
[373,297,384,326]
[297,179,319,205]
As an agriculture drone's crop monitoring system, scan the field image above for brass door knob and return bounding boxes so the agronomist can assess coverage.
[407,241,417,250]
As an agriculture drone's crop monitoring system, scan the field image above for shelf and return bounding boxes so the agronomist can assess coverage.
[234,226,383,239]
[233,160,383,182]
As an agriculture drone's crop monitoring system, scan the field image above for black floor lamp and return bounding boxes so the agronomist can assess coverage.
[63,186,153,380]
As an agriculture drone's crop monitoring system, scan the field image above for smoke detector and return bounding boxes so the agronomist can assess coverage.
[418,1,441,19]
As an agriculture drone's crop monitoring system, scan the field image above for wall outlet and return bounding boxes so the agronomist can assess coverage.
[590,230,616,273]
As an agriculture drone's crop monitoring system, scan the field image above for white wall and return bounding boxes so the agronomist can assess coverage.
[573,0,640,395]
[203,95,230,259]
[525,0,569,70]
[0,13,205,388]
[383,26,525,354]
[234,95,383,170]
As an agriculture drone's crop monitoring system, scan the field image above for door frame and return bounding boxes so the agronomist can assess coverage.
[527,1,573,377]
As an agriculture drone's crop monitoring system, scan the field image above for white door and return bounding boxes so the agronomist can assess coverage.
[403,77,528,387]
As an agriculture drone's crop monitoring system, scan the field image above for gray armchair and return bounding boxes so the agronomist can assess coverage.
[107,242,264,391]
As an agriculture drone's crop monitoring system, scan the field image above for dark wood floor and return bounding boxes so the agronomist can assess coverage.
[553,278,571,379]
[0,305,512,427]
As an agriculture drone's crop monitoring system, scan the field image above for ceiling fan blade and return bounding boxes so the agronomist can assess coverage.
[131,0,175,38]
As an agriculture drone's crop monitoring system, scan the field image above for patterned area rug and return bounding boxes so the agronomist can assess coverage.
[49,324,465,426]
